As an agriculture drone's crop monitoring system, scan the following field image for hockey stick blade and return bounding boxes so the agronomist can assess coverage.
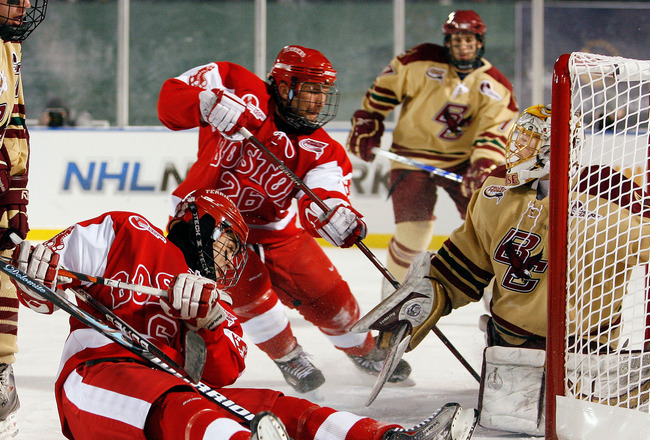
[372,148,463,183]
[0,260,255,422]
[366,322,410,406]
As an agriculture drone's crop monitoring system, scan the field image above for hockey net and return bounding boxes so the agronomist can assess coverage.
[548,52,650,440]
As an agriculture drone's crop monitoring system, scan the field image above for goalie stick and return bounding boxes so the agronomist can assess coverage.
[371,148,463,183]
[0,259,265,425]
[239,128,479,405]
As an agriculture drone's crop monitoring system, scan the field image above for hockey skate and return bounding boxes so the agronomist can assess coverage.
[273,345,325,393]
[0,364,19,438]
[347,339,412,383]
[383,403,477,440]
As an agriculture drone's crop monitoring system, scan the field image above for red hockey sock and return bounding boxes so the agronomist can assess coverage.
[145,390,250,440]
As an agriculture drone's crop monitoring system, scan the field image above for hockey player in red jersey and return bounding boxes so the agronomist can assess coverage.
[11,189,477,440]
[347,10,519,297]
[157,45,411,393]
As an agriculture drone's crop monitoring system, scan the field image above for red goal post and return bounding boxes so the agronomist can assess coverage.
[548,52,650,440]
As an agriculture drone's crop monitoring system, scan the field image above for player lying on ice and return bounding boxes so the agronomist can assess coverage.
[353,105,650,437]
[10,189,477,440]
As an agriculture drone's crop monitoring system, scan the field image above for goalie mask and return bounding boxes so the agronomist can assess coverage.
[168,189,249,289]
[0,0,47,42]
[268,45,339,134]
[443,10,486,71]
[505,105,552,187]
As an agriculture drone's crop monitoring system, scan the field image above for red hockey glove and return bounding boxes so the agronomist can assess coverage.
[0,175,29,250]
[461,158,497,198]
[11,242,61,314]
[199,89,259,141]
[347,110,384,162]
[299,196,368,248]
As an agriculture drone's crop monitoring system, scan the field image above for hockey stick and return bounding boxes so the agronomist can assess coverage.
[0,259,258,423]
[371,148,463,183]
[239,128,480,404]
[58,268,168,298]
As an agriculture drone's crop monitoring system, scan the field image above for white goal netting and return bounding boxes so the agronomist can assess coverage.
[554,52,650,439]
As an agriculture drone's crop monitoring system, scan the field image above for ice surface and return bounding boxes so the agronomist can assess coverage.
[14,247,535,439]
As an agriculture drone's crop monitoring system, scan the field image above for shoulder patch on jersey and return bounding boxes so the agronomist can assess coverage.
[569,200,602,220]
[425,67,446,83]
[187,63,217,89]
[129,215,167,242]
[479,80,503,101]
[483,184,508,204]
[241,93,266,121]
[299,138,328,159]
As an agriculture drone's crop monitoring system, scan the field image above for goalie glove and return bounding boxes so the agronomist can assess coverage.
[352,251,449,351]
[161,273,228,331]
[461,158,497,198]
[298,196,367,248]
[347,110,384,162]
[11,242,64,314]
[199,88,259,141]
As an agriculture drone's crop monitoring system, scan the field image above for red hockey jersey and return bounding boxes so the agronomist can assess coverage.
[42,211,247,390]
[158,62,354,244]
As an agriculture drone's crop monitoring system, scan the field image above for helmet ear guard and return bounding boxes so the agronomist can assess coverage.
[268,45,339,133]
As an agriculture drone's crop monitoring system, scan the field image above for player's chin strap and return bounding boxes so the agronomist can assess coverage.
[238,128,479,404]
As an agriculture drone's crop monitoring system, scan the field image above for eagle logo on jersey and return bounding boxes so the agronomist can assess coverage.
[299,138,328,159]
[483,185,507,204]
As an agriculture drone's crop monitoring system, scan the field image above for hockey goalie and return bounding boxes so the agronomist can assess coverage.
[354,104,650,436]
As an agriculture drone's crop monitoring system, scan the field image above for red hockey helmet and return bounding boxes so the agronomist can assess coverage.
[169,189,248,288]
[442,10,486,37]
[442,10,486,70]
[268,45,339,133]
[0,0,48,41]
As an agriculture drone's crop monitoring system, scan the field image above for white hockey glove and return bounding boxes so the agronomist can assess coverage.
[299,197,368,248]
[11,242,62,314]
[351,251,449,351]
[161,273,227,331]
[199,89,252,141]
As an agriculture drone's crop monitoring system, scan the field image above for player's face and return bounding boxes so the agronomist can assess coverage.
[212,230,240,278]
[447,32,482,71]
[509,128,541,164]
[279,81,330,122]
[0,0,31,27]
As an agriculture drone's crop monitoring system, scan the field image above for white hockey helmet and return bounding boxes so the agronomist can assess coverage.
[504,104,552,187]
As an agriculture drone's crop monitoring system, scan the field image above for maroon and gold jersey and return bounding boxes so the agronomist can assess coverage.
[431,165,650,346]
[362,43,518,170]
[0,41,28,177]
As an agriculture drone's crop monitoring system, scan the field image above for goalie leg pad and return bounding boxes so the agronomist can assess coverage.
[478,346,545,436]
